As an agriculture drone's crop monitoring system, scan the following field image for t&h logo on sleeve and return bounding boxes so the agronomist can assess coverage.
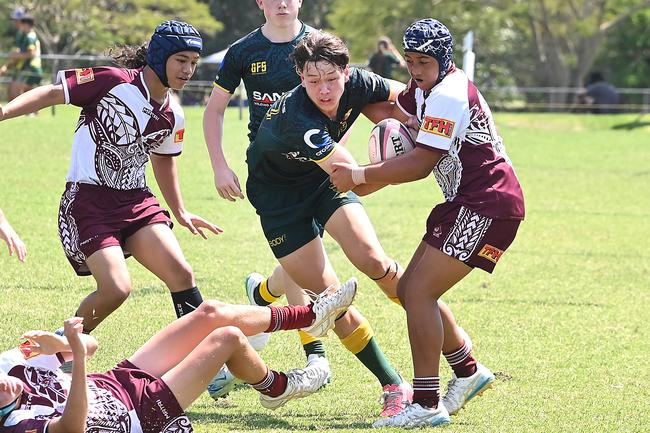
[75,68,95,85]
[421,116,455,138]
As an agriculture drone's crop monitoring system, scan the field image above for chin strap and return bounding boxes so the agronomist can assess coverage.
[0,396,19,417]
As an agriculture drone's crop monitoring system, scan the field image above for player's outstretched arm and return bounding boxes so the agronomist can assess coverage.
[150,154,223,239]
[0,208,26,262]
[0,84,65,121]
[203,86,244,201]
[47,318,89,433]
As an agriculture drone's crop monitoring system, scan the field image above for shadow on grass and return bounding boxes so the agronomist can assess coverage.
[611,116,650,131]
[186,410,370,430]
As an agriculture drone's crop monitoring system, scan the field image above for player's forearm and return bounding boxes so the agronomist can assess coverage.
[150,154,186,217]
[58,334,99,359]
[0,84,64,121]
[352,183,388,196]
[59,354,88,433]
[365,152,436,184]
[203,105,229,171]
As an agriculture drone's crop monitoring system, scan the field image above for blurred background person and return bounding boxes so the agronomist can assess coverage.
[584,71,620,114]
[0,7,26,101]
[12,15,43,108]
[368,36,405,80]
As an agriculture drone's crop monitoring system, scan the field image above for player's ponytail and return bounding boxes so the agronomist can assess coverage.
[107,43,148,69]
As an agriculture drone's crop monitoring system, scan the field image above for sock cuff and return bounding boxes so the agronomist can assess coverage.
[299,330,319,345]
[251,370,274,390]
[444,341,471,365]
[265,306,281,332]
[259,279,280,304]
[413,376,440,391]
[340,319,373,354]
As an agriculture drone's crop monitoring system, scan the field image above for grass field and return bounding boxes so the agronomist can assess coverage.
[1,107,649,432]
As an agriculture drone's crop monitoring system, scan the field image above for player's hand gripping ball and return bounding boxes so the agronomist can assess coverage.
[368,118,416,163]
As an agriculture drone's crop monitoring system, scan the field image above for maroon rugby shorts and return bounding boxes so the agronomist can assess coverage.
[422,202,521,273]
[89,359,189,433]
[58,182,172,276]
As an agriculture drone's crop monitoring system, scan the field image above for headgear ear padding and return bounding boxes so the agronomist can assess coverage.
[403,18,454,83]
[147,20,202,87]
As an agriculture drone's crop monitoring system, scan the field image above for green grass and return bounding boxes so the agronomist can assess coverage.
[1,107,649,432]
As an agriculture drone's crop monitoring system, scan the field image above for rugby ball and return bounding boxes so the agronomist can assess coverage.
[368,118,416,164]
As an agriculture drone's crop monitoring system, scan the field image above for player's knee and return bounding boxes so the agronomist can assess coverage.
[175,260,195,286]
[98,281,131,306]
[210,326,247,349]
[164,259,195,289]
[197,299,228,321]
[357,253,390,279]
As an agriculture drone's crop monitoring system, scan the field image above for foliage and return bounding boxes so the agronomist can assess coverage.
[1,0,221,54]
[327,0,650,91]
[593,7,650,88]
[3,0,649,92]
[496,0,650,89]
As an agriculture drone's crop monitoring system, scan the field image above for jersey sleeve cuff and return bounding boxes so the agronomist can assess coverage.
[56,70,71,104]
[213,82,234,94]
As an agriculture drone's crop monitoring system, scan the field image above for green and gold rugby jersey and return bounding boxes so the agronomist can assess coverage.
[214,23,314,142]
[246,67,390,194]
[18,30,41,70]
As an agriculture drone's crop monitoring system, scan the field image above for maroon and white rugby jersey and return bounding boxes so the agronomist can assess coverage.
[0,348,144,433]
[56,66,186,190]
[397,69,525,220]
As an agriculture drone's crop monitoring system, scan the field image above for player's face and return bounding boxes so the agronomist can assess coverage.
[405,52,439,92]
[301,61,349,118]
[258,0,302,27]
[0,375,22,409]
[165,51,200,90]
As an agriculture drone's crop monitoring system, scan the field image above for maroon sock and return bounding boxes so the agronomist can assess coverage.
[265,305,315,332]
[443,341,477,378]
[251,370,288,397]
[412,377,440,408]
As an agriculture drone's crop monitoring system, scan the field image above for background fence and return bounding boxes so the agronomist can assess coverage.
[2,53,649,114]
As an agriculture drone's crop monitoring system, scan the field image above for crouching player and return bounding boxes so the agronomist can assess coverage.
[0,279,356,432]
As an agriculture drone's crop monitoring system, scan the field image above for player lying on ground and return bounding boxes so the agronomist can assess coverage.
[0,279,356,432]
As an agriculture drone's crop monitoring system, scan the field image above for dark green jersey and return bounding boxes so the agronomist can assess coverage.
[246,67,390,192]
[18,30,41,70]
[214,23,314,142]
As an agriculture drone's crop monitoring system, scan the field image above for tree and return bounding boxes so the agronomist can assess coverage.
[328,0,650,108]
[503,0,650,90]
[592,7,650,88]
[10,0,221,55]
[328,0,520,86]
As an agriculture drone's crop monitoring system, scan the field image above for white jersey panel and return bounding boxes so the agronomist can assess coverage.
[415,71,470,152]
